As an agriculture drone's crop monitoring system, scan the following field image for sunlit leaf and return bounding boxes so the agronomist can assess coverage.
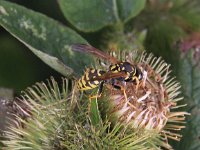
[58,0,146,32]
[0,1,94,76]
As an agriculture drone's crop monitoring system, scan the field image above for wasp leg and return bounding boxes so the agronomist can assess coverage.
[135,78,140,92]
[132,77,140,92]
[88,81,104,113]
[111,79,136,109]
[111,79,123,90]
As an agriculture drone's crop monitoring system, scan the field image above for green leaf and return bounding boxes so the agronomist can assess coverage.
[24,45,74,77]
[0,1,94,76]
[171,0,200,31]
[117,0,146,23]
[174,50,200,150]
[144,20,184,74]
[58,0,146,32]
[0,35,57,93]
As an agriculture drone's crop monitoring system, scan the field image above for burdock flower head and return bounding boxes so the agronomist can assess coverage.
[99,51,189,148]
[1,47,189,150]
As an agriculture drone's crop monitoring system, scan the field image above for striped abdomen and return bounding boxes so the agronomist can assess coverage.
[77,68,106,90]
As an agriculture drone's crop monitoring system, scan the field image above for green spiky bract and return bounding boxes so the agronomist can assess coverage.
[2,77,165,150]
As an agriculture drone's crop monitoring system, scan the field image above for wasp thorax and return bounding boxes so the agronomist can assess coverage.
[101,52,189,148]
[109,62,143,83]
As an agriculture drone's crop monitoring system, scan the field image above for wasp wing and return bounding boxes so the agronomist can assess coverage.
[89,72,127,81]
[71,44,119,64]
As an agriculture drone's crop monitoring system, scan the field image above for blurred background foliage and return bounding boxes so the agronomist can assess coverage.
[0,0,200,149]
[1,0,200,94]
[0,0,65,94]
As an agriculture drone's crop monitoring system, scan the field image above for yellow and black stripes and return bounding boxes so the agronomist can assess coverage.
[109,62,139,82]
[77,69,106,90]
[77,62,143,91]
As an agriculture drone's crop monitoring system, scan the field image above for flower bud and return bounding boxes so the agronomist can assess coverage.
[100,51,189,147]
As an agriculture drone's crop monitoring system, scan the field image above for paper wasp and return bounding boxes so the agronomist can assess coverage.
[71,44,143,108]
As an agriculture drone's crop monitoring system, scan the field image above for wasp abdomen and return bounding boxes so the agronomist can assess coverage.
[77,69,106,90]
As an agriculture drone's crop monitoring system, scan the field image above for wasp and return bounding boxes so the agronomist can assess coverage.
[71,44,143,108]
